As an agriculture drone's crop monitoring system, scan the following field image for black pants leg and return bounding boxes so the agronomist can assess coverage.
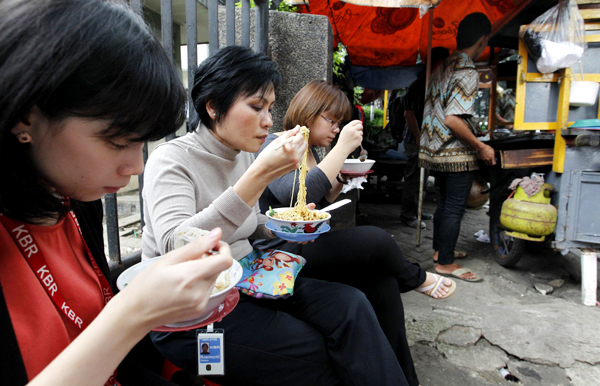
[151,277,408,386]
[400,142,429,221]
[432,171,474,265]
[297,226,425,386]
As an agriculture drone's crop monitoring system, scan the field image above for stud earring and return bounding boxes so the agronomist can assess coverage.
[17,132,32,143]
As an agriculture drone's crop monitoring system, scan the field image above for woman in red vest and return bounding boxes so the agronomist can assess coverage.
[0,1,233,385]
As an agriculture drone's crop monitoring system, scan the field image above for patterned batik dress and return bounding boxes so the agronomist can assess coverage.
[419,52,480,173]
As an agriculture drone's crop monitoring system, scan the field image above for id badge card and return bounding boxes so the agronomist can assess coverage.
[198,326,225,376]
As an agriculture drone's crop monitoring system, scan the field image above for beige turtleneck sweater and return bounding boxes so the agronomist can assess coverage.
[141,125,272,261]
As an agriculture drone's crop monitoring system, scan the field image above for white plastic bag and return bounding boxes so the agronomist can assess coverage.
[520,0,586,74]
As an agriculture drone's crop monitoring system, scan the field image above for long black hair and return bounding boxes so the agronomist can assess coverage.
[191,45,282,130]
[0,0,186,223]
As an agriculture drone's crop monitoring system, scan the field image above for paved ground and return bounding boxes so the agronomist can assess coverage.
[356,181,600,386]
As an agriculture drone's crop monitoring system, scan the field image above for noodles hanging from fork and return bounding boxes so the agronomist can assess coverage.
[272,127,327,222]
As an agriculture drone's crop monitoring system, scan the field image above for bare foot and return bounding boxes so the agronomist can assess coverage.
[432,250,467,263]
[416,272,453,299]
[435,262,478,281]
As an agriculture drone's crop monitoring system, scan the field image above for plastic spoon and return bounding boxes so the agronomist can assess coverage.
[320,199,352,212]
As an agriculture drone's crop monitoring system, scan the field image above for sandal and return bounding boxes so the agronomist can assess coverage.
[415,273,457,299]
[435,267,483,282]
[433,250,468,263]
[454,250,468,259]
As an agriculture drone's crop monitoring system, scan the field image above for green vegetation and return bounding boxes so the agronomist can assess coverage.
[353,86,364,106]
[333,43,346,78]
[363,105,384,127]
[362,105,385,139]
[236,0,296,12]
[277,1,297,12]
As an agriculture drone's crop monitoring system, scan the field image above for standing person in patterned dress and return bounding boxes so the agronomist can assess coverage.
[496,81,516,130]
[419,12,496,282]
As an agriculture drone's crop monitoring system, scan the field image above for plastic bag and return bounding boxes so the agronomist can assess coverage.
[520,0,586,74]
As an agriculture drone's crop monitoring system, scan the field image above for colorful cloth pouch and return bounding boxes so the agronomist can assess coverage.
[235,249,306,299]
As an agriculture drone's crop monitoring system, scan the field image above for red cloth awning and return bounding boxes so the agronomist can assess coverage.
[298,0,532,67]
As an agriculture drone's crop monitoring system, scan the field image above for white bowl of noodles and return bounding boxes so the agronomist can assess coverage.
[341,159,375,175]
[116,227,243,328]
[265,207,330,234]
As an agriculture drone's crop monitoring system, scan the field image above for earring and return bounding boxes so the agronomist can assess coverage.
[17,132,32,143]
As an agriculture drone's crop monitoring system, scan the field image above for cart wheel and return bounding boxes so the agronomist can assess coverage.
[489,194,526,267]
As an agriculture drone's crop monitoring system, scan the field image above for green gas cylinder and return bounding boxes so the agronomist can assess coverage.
[499,183,557,242]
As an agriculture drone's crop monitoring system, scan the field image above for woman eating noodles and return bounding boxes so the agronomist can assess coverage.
[255,80,458,386]
[141,45,410,386]
[0,0,233,385]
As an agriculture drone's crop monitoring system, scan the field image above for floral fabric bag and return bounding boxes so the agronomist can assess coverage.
[235,249,306,299]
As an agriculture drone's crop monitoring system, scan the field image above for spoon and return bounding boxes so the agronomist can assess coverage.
[320,199,352,212]
[358,145,368,162]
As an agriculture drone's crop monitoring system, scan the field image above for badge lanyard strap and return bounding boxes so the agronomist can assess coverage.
[0,212,117,386]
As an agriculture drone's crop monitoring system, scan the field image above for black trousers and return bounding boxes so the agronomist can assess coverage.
[433,171,474,265]
[151,276,408,386]
[296,226,426,386]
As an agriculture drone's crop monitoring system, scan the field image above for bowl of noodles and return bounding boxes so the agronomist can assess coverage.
[340,159,375,175]
[265,125,331,237]
[265,207,330,235]
[116,227,243,328]
[266,221,330,242]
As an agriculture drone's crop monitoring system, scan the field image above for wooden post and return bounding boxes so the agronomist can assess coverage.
[416,8,434,247]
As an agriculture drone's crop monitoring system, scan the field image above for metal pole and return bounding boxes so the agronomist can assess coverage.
[187,0,198,132]
[226,0,236,46]
[161,0,176,141]
[208,0,219,54]
[417,8,434,247]
[105,194,121,264]
[254,0,269,54]
[581,249,598,306]
[137,143,148,228]
[241,0,250,48]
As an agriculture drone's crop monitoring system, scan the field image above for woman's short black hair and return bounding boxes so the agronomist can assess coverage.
[191,45,282,130]
[0,0,186,223]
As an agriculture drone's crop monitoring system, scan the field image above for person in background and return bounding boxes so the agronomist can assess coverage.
[495,81,516,130]
[0,1,233,385]
[256,80,459,386]
[141,46,411,386]
[419,12,497,282]
[400,47,450,229]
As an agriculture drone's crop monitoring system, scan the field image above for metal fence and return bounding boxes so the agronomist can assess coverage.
[105,0,270,275]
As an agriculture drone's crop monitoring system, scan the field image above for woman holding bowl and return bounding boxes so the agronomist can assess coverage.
[0,0,233,384]
[141,46,409,386]
[255,80,458,386]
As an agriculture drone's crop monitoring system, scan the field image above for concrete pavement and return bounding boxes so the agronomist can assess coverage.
[356,185,600,386]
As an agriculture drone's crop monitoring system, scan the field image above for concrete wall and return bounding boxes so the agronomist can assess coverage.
[218,9,333,132]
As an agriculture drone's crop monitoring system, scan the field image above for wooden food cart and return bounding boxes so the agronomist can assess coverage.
[486,1,600,305]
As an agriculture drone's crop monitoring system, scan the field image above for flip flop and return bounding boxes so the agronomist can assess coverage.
[454,250,468,259]
[433,250,468,263]
[415,274,457,299]
[435,267,483,282]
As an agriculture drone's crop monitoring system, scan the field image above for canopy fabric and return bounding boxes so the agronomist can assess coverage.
[341,0,439,8]
[298,0,532,67]
[350,63,424,90]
